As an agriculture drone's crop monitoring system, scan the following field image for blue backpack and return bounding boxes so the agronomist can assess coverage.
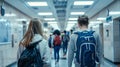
[74,31,97,67]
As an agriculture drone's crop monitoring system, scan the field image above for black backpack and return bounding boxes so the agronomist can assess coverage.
[18,40,43,67]
[74,31,97,67]
[62,35,69,42]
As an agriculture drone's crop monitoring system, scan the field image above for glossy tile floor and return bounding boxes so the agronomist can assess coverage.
[10,49,74,67]
[10,59,120,67]
[9,49,120,67]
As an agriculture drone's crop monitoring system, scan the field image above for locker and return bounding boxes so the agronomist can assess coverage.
[104,18,120,63]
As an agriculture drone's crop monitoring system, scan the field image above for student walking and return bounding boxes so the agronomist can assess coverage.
[62,30,69,58]
[51,30,61,64]
[17,18,51,67]
[68,15,102,67]
[48,34,52,54]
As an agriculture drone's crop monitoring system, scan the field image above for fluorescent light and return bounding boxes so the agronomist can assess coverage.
[89,23,94,26]
[110,11,120,15]
[38,12,53,15]
[27,2,48,6]
[97,17,106,20]
[5,13,16,17]
[74,1,94,5]
[68,18,77,20]
[66,24,75,31]
[90,21,102,23]
[16,19,27,21]
[89,21,102,27]
[49,24,59,30]
[0,19,7,21]
[44,28,48,31]
[44,18,55,21]
[47,22,57,24]
[68,21,77,23]
[71,12,85,15]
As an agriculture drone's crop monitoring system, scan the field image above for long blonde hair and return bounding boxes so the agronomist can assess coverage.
[19,18,43,47]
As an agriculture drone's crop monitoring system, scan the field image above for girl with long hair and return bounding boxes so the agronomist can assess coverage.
[17,18,51,67]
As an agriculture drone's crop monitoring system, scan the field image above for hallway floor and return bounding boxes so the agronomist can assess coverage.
[9,49,120,67]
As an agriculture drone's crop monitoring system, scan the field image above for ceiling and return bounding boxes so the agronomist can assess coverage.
[4,0,114,31]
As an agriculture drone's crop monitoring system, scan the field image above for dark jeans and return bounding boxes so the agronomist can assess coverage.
[63,42,68,55]
[54,45,60,62]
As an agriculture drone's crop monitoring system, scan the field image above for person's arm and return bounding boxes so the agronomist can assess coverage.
[96,34,102,66]
[67,35,70,42]
[17,44,25,60]
[68,34,75,67]
[61,35,63,42]
[42,40,51,66]
[51,35,54,47]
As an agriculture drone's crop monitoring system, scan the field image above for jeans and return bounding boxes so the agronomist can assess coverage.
[54,45,60,62]
[63,42,68,55]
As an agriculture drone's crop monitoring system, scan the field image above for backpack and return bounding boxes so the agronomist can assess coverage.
[62,35,69,42]
[74,31,97,67]
[18,40,43,67]
[54,35,61,46]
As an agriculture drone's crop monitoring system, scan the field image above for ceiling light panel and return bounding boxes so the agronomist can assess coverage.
[68,21,77,23]
[97,17,106,20]
[68,18,78,20]
[38,12,53,15]
[66,24,75,31]
[27,2,48,6]
[5,13,16,17]
[49,24,59,30]
[90,21,102,24]
[74,1,94,6]
[44,18,55,21]
[16,19,27,21]
[71,12,85,15]
[47,22,57,24]
[0,19,7,22]
[109,11,120,15]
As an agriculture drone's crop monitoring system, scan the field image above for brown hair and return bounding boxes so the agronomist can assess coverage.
[19,18,43,47]
[77,15,89,26]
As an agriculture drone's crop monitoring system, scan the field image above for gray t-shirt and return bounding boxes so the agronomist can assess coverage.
[68,30,102,67]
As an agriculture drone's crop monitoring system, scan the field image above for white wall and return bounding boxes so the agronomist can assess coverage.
[90,0,120,21]
[0,1,31,67]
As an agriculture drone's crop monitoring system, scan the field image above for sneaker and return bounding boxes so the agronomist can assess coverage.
[55,61,59,65]
[63,55,67,59]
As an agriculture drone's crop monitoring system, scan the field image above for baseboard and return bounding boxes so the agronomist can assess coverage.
[6,61,17,67]
[104,58,120,64]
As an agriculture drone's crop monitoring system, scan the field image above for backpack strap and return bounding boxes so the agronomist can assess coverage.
[87,30,95,35]
[74,31,81,35]
[74,32,82,52]
[26,39,42,49]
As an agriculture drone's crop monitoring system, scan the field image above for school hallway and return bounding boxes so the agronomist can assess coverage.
[1,0,120,67]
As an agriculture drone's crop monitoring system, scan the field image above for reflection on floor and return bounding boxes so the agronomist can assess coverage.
[8,59,74,67]
[8,49,120,67]
[8,58,120,67]
[51,59,74,67]
[102,58,120,67]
